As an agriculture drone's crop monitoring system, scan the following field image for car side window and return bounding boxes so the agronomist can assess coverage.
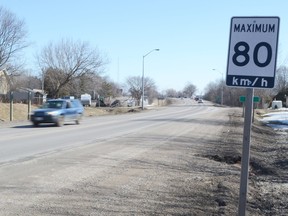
[66,101,72,108]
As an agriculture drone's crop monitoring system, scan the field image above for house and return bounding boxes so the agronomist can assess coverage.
[0,69,46,104]
[33,89,47,104]
[13,88,46,104]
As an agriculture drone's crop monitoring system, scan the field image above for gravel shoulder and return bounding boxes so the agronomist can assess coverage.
[205,110,288,215]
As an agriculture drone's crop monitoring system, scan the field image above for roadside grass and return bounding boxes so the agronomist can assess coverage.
[0,103,39,122]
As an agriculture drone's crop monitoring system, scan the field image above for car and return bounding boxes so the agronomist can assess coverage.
[198,99,203,103]
[30,99,84,127]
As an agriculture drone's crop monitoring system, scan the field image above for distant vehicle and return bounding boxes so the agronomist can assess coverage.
[110,99,121,107]
[30,99,84,127]
[126,99,135,107]
[198,99,203,103]
[80,93,92,106]
[271,100,282,109]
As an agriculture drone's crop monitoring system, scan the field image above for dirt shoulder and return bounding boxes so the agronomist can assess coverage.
[204,110,288,215]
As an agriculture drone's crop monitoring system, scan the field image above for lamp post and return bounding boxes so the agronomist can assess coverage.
[212,69,224,105]
[142,49,160,110]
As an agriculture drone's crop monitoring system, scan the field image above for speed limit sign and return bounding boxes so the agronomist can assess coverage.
[226,17,280,88]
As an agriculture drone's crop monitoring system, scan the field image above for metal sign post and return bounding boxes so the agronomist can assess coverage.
[238,88,253,215]
[226,16,279,216]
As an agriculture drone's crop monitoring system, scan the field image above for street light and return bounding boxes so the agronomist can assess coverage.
[212,69,224,106]
[142,49,160,110]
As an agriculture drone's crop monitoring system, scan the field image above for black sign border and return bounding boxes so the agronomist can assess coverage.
[226,16,280,89]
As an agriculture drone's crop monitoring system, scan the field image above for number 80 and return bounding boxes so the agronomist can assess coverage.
[232,41,272,67]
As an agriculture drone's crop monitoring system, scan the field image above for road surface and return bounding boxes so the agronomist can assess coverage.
[0,100,237,215]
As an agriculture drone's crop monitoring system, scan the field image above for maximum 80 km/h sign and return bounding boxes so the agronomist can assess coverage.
[226,17,280,88]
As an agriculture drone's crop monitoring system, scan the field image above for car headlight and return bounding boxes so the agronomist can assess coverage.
[46,111,58,116]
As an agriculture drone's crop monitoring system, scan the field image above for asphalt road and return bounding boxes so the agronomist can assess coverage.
[0,100,235,215]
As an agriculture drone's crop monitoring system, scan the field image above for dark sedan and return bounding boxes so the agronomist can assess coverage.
[30,99,84,127]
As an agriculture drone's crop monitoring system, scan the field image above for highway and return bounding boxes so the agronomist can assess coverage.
[0,100,236,215]
[0,100,218,164]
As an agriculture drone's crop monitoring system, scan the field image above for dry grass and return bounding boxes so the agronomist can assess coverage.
[0,103,40,122]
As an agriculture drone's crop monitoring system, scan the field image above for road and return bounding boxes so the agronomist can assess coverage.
[0,100,237,215]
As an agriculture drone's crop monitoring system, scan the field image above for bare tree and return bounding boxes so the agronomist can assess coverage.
[126,76,142,105]
[165,88,178,98]
[204,73,281,107]
[275,66,288,92]
[203,82,220,103]
[43,68,66,98]
[0,7,28,72]
[254,88,275,108]
[10,70,41,91]
[93,76,118,98]
[38,39,107,98]
[204,80,241,106]
[183,82,197,98]
[126,76,156,105]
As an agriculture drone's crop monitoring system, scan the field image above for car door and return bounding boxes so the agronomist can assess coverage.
[65,101,77,121]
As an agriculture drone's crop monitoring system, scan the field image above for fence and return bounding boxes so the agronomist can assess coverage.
[1,91,45,121]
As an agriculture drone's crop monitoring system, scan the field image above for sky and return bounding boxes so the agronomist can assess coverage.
[1,0,288,94]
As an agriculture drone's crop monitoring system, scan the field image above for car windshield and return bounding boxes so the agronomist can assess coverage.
[71,99,82,107]
[42,101,64,109]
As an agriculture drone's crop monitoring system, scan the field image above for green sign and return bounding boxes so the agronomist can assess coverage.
[253,96,260,103]
[240,96,246,102]
[239,96,260,103]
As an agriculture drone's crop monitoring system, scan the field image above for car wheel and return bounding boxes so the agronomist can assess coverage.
[33,122,39,127]
[56,116,64,127]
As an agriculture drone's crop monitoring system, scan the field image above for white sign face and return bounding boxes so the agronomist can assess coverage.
[226,17,280,88]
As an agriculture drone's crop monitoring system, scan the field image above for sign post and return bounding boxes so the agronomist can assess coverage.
[239,88,253,216]
[227,16,279,216]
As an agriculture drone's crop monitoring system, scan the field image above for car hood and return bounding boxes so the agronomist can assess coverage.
[33,108,61,113]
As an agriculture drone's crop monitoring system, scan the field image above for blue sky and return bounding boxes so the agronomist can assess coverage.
[1,0,288,94]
